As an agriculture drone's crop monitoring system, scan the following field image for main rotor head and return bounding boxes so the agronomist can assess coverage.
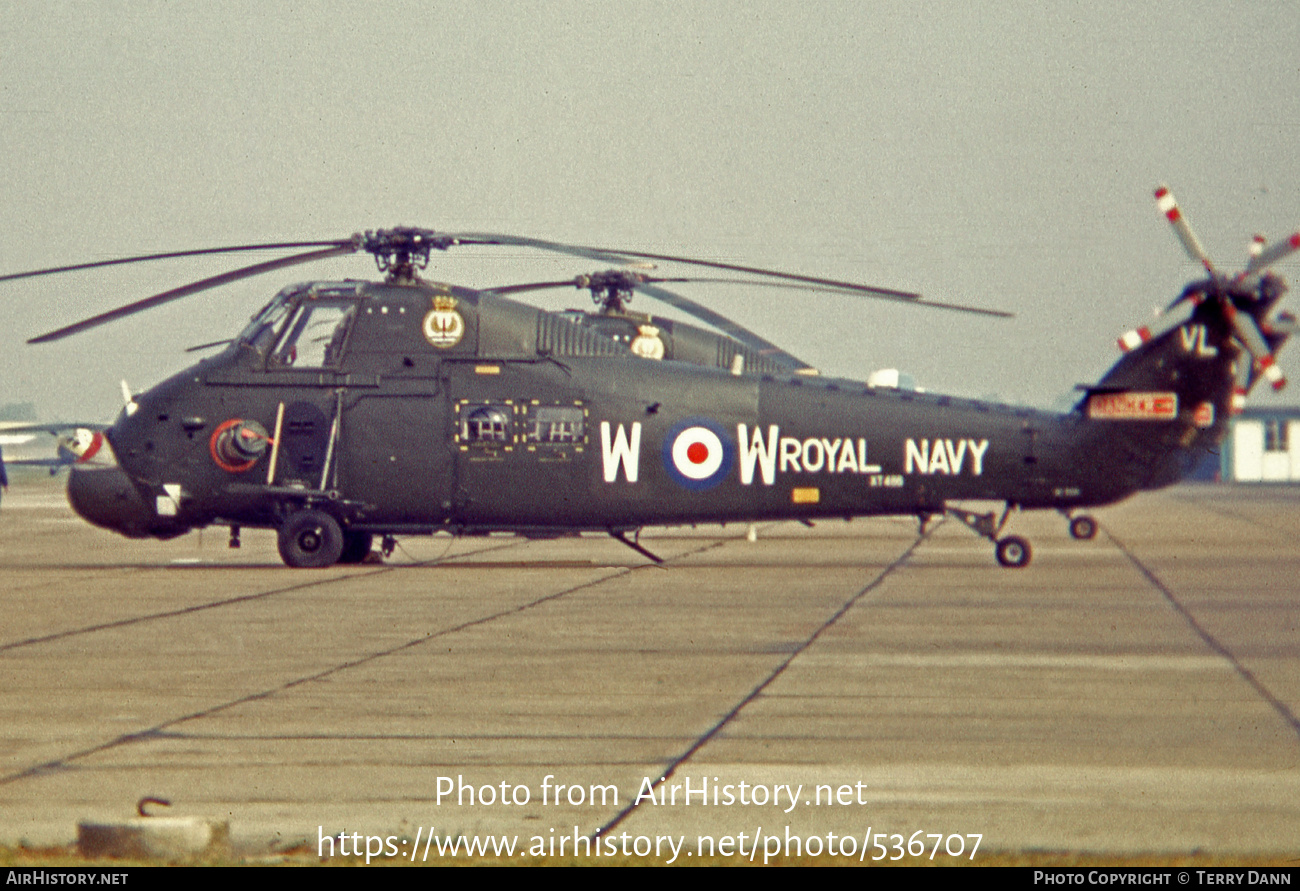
[360,228,462,282]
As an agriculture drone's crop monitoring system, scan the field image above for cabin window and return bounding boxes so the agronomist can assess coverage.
[271,303,357,368]
[523,405,585,445]
[458,404,513,443]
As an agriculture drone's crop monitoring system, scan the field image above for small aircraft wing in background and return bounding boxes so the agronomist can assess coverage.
[0,423,112,489]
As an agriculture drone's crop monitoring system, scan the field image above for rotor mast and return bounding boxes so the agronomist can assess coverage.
[363,227,460,284]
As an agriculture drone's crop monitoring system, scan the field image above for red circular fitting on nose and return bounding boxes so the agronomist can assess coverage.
[210,418,261,473]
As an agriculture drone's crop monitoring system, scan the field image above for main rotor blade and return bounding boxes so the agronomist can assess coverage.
[13,226,1008,346]
[28,244,357,344]
[0,239,356,284]
[454,230,910,295]
[484,274,823,298]
[572,245,927,302]
[631,282,811,369]
[185,338,234,353]
[446,232,641,267]
[486,273,1011,318]
[479,278,624,296]
[460,232,1009,317]
[1155,185,1215,273]
[479,275,809,367]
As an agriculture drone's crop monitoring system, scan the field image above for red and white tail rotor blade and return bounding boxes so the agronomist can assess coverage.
[1116,325,1153,353]
[1224,302,1287,391]
[1155,185,1215,274]
[1255,352,1286,391]
[1242,231,1300,278]
[1117,304,1194,354]
[1262,314,1300,337]
[1249,234,1267,263]
[1231,357,1250,414]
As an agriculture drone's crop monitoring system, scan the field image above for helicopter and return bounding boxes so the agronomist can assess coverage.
[3,186,1294,568]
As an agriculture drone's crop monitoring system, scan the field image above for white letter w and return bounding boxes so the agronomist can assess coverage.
[601,421,641,483]
[737,424,778,485]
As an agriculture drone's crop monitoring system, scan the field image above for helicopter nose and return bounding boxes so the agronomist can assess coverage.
[66,466,157,538]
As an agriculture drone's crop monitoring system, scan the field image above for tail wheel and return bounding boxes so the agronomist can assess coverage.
[1069,515,1098,540]
[278,509,344,568]
[995,535,1031,568]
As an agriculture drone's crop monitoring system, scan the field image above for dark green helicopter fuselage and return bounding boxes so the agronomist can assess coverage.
[67,275,1248,567]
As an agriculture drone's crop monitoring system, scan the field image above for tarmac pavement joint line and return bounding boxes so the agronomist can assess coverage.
[0,535,730,792]
[0,539,528,655]
[593,523,935,839]
[1105,528,1300,744]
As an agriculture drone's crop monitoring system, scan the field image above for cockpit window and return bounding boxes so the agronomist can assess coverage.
[271,303,356,368]
[239,298,294,354]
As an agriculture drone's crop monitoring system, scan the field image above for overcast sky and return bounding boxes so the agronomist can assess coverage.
[3,0,1298,420]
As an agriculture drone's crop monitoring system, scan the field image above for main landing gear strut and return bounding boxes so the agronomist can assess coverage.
[943,503,1032,568]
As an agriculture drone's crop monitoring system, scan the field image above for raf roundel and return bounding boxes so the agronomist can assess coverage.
[662,417,734,491]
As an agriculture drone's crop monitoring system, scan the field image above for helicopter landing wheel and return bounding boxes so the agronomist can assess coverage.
[995,535,1032,568]
[278,509,344,568]
[1069,515,1097,540]
[338,530,374,564]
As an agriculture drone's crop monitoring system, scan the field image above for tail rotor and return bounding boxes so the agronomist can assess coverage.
[1120,185,1294,397]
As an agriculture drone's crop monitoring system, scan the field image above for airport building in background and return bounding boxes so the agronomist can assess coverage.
[1220,406,1300,483]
